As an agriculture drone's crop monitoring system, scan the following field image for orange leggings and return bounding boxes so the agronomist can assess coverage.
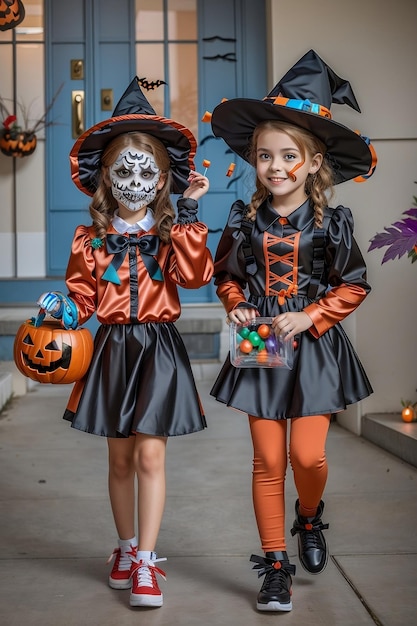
[249,414,331,552]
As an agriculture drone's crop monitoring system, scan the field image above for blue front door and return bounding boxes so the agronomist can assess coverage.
[45,0,267,303]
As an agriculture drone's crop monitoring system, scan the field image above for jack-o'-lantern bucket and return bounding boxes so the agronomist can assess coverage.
[13,312,94,384]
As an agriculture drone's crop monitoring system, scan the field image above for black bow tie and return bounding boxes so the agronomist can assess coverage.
[102,234,163,284]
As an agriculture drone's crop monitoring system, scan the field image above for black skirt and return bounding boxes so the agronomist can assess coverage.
[64,323,206,438]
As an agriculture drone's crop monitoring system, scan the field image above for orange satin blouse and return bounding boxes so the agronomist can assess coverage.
[65,222,214,325]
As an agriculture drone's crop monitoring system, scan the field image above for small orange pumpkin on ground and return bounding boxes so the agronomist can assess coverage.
[401,405,416,423]
[14,318,94,384]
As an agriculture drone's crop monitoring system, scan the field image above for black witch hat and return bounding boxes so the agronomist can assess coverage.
[70,77,196,196]
[210,50,376,184]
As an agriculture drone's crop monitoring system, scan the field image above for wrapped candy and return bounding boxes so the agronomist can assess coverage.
[226,162,235,177]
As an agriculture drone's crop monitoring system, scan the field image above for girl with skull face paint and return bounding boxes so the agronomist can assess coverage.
[37,79,213,609]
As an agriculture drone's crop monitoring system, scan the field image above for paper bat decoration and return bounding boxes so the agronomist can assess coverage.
[138,77,166,91]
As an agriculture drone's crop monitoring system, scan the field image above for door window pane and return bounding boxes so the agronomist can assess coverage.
[135,0,164,40]
[135,43,165,114]
[16,44,45,134]
[169,43,197,138]
[16,0,44,41]
[135,1,198,138]
[168,0,197,40]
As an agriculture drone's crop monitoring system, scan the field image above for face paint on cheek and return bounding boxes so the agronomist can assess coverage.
[288,159,305,182]
[109,148,162,211]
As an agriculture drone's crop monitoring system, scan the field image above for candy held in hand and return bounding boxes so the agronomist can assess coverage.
[230,317,294,369]
[256,349,269,364]
[265,334,278,354]
[202,159,211,175]
[248,331,261,347]
[257,324,270,339]
[239,339,253,354]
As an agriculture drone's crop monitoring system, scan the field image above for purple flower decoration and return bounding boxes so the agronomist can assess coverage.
[368,196,417,265]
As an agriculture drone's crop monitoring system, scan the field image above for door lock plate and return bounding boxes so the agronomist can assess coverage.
[101,89,113,111]
[70,59,84,80]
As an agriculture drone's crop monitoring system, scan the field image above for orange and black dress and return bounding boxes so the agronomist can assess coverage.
[210,198,372,418]
[63,200,214,438]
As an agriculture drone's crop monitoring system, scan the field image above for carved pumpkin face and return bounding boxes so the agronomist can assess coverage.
[14,319,94,384]
[0,130,37,157]
[0,0,25,31]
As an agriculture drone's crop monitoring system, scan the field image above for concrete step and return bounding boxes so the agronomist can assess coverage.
[0,371,13,411]
[362,413,417,468]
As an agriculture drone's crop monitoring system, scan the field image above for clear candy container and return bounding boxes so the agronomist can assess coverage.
[230,317,294,369]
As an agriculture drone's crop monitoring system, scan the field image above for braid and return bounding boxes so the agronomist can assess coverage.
[247,180,268,221]
[306,158,334,227]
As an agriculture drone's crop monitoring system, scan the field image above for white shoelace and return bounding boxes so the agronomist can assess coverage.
[133,557,167,586]
[107,546,137,572]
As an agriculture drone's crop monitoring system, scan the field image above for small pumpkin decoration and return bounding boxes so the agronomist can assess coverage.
[0,129,37,157]
[400,400,417,423]
[13,316,94,384]
[0,0,25,31]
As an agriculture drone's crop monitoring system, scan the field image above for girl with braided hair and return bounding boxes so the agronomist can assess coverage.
[209,50,376,612]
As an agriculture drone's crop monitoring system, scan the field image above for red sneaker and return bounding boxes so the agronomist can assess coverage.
[129,557,167,608]
[107,545,137,590]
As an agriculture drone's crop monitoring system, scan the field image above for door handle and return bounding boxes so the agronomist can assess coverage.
[72,90,84,138]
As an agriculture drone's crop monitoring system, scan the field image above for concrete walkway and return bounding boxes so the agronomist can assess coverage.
[0,379,416,626]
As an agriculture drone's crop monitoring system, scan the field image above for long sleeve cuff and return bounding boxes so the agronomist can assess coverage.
[177,197,198,224]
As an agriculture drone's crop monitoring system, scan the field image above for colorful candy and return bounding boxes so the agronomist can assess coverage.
[264,334,278,354]
[202,159,211,175]
[232,318,293,368]
[239,339,253,354]
[238,323,275,357]
[256,349,269,364]
[226,162,235,177]
[257,324,270,339]
[248,331,261,347]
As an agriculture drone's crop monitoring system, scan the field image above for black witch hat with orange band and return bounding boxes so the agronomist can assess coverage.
[210,50,376,184]
[70,77,196,196]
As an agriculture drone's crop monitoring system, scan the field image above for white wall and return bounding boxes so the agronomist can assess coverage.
[267,0,417,431]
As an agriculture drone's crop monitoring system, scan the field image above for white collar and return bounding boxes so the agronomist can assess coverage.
[112,209,156,234]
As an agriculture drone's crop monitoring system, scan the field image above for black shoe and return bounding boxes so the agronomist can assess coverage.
[250,552,295,612]
[291,499,329,574]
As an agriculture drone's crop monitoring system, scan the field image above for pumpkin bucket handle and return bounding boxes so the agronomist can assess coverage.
[32,309,46,327]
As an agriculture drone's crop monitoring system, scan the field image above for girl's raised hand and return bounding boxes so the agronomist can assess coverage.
[183,171,209,201]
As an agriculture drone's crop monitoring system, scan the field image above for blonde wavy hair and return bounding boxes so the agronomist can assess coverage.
[90,132,174,243]
[246,120,334,227]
